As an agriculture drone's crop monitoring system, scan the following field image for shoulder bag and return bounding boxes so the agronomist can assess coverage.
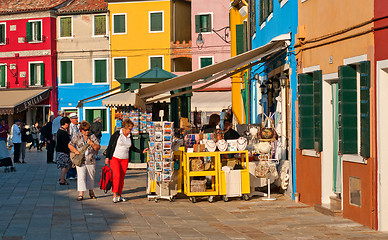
[70,143,90,167]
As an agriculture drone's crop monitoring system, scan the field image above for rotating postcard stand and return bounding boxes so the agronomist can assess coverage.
[147,110,176,202]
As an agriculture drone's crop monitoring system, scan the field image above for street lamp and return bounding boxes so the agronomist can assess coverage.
[196,26,231,48]
[260,83,266,94]
[279,73,288,88]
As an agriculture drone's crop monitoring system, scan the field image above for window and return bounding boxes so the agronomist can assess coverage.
[94,15,106,36]
[29,62,45,86]
[298,70,322,151]
[249,1,256,36]
[59,17,72,38]
[94,59,107,84]
[199,57,213,68]
[85,108,107,132]
[149,11,163,32]
[259,0,273,25]
[236,22,247,55]
[0,64,6,88]
[349,176,361,207]
[63,108,77,118]
[113,58,126,81]
[60,60,73,84]
[27,20,42,42]
[149,56,163,69]
[0,23,6,45]
[338,61,370,158]
[195,14,212,33]
[113,14,126,34]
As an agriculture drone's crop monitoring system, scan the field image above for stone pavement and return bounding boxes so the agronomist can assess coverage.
[1,149,388,240]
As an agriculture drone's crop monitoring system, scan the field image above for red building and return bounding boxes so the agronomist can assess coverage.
[0,0,69,125]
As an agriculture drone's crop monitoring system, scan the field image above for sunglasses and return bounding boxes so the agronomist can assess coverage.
[83,129,90,131]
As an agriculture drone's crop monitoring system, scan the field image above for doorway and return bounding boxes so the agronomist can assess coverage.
[331,83,342,196]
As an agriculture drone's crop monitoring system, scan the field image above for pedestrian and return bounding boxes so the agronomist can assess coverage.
[68,120,100,201]
[52,110,64,140]
[105,119,148,203]
[66,113,79,180]
[41,115,55,164]
[223,119,240,140]
[201,114,220,133]
[90,117,103,160]
[29,122,39,150]
[12,119,22,164]
[20,123,32,163]
[0,118,12,170]
[56,117,72,185]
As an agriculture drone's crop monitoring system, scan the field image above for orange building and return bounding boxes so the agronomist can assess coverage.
[295,0,376,228]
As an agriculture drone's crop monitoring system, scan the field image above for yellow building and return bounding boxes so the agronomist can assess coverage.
[229,0,248,124]
[106,0,191,130]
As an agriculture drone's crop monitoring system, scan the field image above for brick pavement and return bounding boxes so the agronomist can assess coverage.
[1,149,388,240]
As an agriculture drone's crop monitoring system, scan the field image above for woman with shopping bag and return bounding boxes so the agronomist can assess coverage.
[68,121,100,201]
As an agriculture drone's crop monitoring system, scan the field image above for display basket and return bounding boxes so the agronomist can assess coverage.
[190,179,207,192]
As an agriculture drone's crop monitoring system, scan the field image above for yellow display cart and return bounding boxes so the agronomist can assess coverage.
[183,150,250,203]
[218,150,250,201]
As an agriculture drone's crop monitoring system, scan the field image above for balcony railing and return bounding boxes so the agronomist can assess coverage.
[171,40,192,59]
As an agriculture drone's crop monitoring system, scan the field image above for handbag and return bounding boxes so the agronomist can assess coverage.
[70,144,90,167]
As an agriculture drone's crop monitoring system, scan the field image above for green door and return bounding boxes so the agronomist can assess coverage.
[130,133,149,164]
[332,83,342,193]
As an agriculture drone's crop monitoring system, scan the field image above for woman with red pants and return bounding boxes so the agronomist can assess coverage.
[105,119,148,203]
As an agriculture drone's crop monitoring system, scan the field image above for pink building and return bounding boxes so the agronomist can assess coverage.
[191,0,231,113]
[0,0,67,125]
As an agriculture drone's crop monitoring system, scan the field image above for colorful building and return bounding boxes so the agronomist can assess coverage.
[295,0,375,229]
[106,0,191,130]
[190,0,231,114]
[56,0,111,145]
[251,0,298,196]
[0,0,69,125]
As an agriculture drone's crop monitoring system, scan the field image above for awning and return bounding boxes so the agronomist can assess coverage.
[102,91,136,107]
[0,88,51,114]
[135,34,291,109]
[191,91,231,112]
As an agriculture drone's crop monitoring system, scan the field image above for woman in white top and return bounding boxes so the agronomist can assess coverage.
[105,119,148,203]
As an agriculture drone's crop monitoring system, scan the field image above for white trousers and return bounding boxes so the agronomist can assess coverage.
[76,164,95,192]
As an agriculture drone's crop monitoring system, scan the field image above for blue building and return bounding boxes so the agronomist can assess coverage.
[56,0,111,146]
[250,0,298,197]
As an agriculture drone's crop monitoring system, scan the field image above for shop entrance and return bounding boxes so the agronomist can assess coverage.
[331,83,342,196]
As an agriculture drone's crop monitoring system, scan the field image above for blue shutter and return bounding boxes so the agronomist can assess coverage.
[360,61,370,158]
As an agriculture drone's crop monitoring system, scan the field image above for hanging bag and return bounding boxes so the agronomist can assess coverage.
[70,143,89,167]
[99,164,113,193]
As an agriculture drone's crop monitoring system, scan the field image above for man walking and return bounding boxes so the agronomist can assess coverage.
[42,115,55,164]
[66,113,79,179]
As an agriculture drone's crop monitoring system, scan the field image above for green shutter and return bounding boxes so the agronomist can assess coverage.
[61,61,67,84]
[259,0,264,25]
[114,58,126,80]
[85,109,93,123]
[236,24,245,55]
[94,15,106,35]
[0,65,5,87]
[40,63,45,86]
[150,57,162,69]
[26,22,32,42]
[298,73,314,149]
[95,60,107,83]
[60,17,71,37]
[200,57,212,68]
[30,64,35,85]
[200,14,211,32]
[61,61,72,84]
[0,24,5,44]
[114,15,125,33]
[195,15,201,33]
[313,70,323,152]
[37,21,42,41]
[101,109,107,131]
[150,12,163,32]
[360,61,370,158]
[338,65,358,154]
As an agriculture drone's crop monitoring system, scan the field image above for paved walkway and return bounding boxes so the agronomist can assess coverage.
[1,149,388,240]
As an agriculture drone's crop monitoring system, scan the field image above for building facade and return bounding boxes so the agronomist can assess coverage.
[251,0,298,196]
[0,1,70,126]
[56,0,111,145]
[295,0,375,229]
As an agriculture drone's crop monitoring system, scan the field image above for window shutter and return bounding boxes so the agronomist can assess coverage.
[150,12,162,32]
[114,58,126,80]
[236,24,244,55]
[195,15,201,33]
[200,14,211,32]
[259,0,264,25]
[30,64,35,85]
[95,60,106,83]
[150,57,162,69]
[37,21,42,41]
[269,0,273,14]
[338,65,358,154]
[114,15,125,33]
[360,61,370,158]
[61,61,72,84]
[101,109,107,131]
[313,70,323,152]
[0,65,5,87]
[40,63,45,86]
[61,17,71,37]
[26,22,32,42]
[94,15,106,35]
[200,58,212,68]
[0,24,5,44]
[298,73,314,149]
